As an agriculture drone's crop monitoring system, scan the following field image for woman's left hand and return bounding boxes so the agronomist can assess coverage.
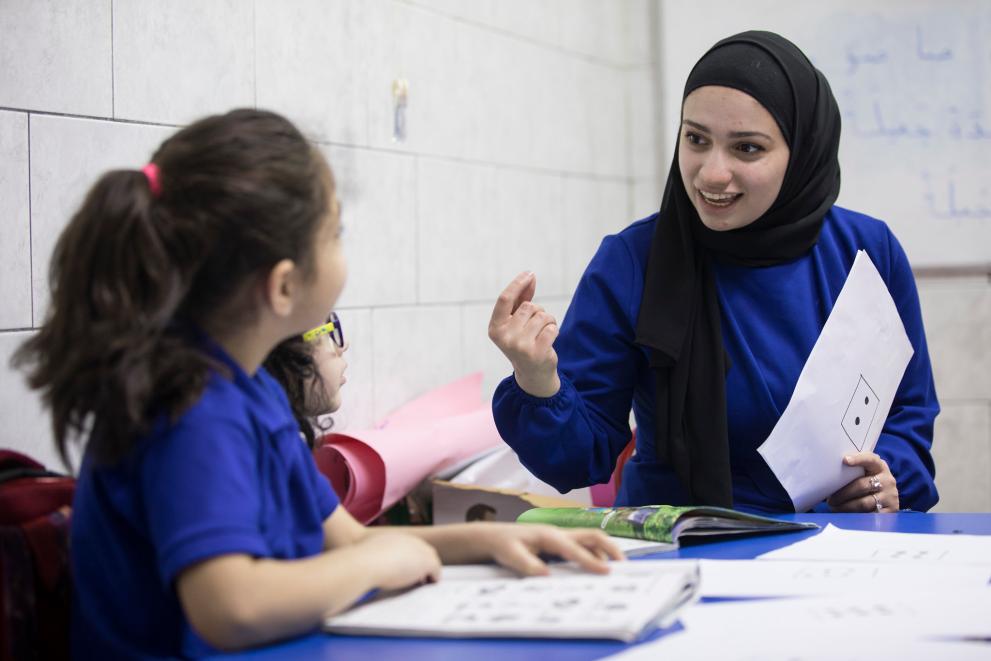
[465,523,626,576]
[826,452,899,513]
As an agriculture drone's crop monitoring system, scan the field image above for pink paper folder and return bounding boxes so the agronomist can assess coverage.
[313,373,504,522]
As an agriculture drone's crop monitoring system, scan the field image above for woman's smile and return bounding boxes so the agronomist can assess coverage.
[697,188,743,209]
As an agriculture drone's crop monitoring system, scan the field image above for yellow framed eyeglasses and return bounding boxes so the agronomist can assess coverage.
[302,311,343,347]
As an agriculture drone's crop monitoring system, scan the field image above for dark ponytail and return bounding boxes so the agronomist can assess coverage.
[12,109,330,468]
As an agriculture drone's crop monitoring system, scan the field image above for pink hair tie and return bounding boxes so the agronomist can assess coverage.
[141,163,162,198]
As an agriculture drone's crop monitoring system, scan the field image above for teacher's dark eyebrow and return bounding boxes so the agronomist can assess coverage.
[682,119,772,140]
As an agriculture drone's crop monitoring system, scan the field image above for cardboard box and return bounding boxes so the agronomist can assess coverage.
[431,479,583,525]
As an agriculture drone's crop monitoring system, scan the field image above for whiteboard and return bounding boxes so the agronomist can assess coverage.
[658,0,991,269]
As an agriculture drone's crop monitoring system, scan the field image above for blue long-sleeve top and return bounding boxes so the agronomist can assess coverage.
[493,206,939,513]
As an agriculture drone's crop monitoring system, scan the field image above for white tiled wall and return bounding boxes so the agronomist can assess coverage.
[0,1,662,472]
[29,115,174,322]
[323,144,419,308]
[416,159,566,303]
[0,111,31,329]
[0,1,113,117]
[113,0,255,125]
[561,176,632,297]
[255,0,371,146]
[918,277,991,512]
[0,331,51,461]
[931,403,991,512]
[371,305,466,421]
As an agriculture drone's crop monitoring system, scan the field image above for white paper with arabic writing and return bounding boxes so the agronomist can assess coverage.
[757,251,914,512]
[606,626,991,661]
[674,589,991,640]
[696,558,991,597]
[757,523,991,566]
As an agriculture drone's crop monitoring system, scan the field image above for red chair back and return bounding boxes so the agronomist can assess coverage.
[588,430,637,507]
[0,449,75,661]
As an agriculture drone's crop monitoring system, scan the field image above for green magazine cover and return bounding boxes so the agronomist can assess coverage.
[516,505,817,544]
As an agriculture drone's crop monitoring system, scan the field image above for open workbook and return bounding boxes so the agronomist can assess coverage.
[323,560,699,642]
[518,505,818,546]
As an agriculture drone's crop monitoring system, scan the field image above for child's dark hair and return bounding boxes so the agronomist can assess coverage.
[13,109,331,469]
[263,337,333,448]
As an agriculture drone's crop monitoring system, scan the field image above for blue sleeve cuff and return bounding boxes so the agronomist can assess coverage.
[315,475,339,520]
[159,527,269,588]
[493,373,579,441]
[875,434,939,511]
[506,372,574,409]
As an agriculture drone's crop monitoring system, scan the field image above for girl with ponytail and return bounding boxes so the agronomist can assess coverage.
[15,109,621,658]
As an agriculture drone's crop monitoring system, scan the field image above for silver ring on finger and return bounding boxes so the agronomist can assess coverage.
[872,494,882,513]
[868,475,882,493]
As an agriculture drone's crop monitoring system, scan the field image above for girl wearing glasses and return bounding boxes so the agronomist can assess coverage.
[15,109,621,659]
[264,312,347,447]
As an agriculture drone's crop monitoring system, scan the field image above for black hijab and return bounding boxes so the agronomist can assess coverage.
[633,31,841,507]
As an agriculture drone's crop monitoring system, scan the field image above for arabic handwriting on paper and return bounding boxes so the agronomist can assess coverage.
[758,524,991,566]
[325,561,700,641]
[815,602,913,621]
[441,575,645,628]
[607,632,991,661]
[792,565,870,581]
[695,558,990,599]
[677,589,991,639]
[870,548,949,562]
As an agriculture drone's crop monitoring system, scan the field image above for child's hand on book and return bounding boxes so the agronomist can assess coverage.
[470,523,625,576]
[361,533,442,590]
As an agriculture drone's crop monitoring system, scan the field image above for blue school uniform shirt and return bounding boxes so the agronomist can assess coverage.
[70,341,339,659]
[493,206,939,513]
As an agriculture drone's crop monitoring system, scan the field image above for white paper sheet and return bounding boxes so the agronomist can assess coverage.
[436,559,695,582]
[697,559,991,597]
[324,560,699,642]
[675,589,991,639]
[757,523,991,565]
[607,629,991,661]
[449,445,593,505]
[757,251,915,512]
[609,536,678,557]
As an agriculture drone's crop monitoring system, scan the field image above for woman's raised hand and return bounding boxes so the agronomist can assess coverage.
[488,272,561,398]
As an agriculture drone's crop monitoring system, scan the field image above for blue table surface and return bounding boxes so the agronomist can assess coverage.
[208,513,991,661]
